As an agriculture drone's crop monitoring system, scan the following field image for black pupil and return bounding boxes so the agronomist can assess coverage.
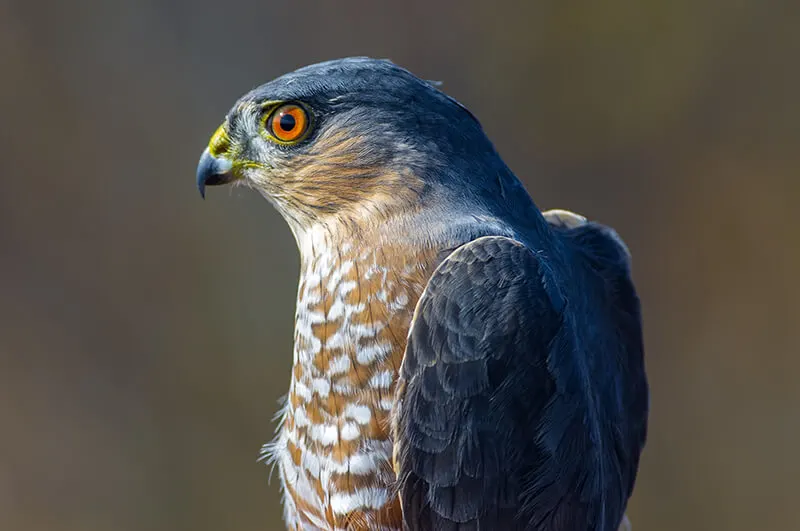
[279,113,296,132]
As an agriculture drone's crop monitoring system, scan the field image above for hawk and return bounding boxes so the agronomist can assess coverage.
[196,58,648,531]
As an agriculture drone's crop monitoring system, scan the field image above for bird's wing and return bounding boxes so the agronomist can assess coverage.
[393,234,645,530]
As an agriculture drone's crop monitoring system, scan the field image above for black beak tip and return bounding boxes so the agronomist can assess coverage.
[196,149,233,199]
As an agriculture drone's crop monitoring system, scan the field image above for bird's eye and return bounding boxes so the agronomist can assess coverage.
[267,104,309,143]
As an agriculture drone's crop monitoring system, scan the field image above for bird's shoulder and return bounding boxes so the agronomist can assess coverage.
[422,234,565,312]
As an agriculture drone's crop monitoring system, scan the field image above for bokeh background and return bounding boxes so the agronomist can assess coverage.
[2,1,798,529]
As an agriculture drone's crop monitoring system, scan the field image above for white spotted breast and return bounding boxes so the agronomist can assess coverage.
[265,237,439,530]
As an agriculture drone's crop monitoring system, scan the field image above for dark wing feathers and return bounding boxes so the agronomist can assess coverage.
[394,236,561,530]
[564,222,648,496]
[394,234,646,531]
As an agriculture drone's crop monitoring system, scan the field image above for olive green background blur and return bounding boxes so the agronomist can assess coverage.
[1,1,798,530]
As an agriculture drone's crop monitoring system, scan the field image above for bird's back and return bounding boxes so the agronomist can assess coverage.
[522,216,647,529]
[556,219,648,500]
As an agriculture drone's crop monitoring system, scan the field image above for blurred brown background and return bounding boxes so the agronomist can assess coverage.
[1,1,798,530]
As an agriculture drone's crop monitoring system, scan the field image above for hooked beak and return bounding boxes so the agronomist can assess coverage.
[197,123,237,198]
[196,148,234,198]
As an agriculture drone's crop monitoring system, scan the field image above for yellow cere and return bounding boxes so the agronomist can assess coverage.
[208,124,231,158]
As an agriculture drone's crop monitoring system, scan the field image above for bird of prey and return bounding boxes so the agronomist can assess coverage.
[196,57,648,531]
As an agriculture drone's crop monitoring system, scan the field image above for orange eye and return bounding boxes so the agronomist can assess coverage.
[268,104,309,142]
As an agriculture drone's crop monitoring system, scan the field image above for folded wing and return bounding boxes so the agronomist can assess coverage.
[393,234,646,530]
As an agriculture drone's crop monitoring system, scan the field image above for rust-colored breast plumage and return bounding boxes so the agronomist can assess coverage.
[267,236,438,530]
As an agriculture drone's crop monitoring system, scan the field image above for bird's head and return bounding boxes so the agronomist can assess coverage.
[197,57,531,239]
